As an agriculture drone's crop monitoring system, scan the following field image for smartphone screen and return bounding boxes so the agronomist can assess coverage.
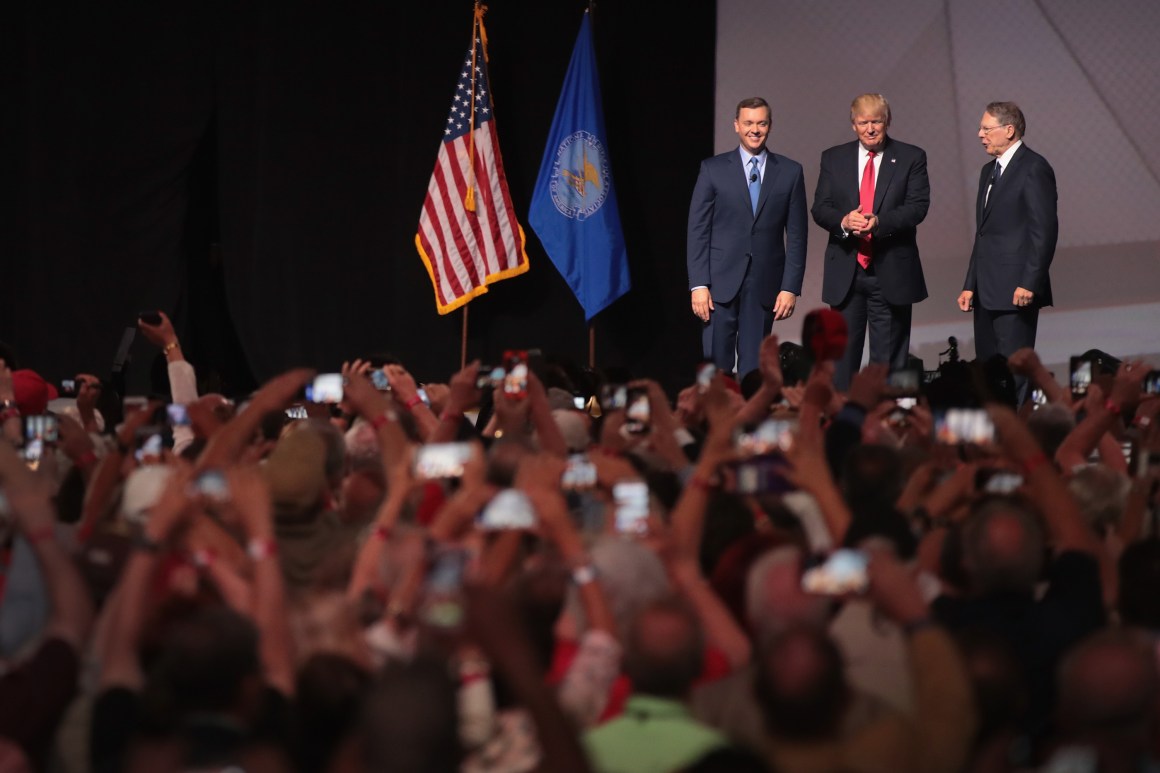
[370,369,390,391]
[734,418,798,457]
[1144,370,1160,396]
[613,481,650,535]
[887,367,920,397]
[934,408,995,445]
[982,471,1024,494]
[1070,357,1092,401]
[60,379,76,395]
[502,350,528,399]
[420,547,469,630]
[306,373,344,404]
[413,443,472,479]
[191,469,230,502]
[478,489,536,530]
[561,454,597,490]
[801,549,869,595]
[602,384,628,411]
[696,362,715,393]
[733,454,795,495]
[625,388,651,434]
[473,365,503,390]
[166,404,191,427]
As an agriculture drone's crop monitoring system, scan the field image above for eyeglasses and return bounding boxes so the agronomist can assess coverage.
[979,124,1009,134]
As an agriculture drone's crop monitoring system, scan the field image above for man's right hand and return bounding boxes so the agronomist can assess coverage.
[957,290,974,312]
[691,288,713,322]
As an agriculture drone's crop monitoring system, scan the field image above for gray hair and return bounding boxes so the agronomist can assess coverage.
[985,101,1026,138]
[571,535,671,639]
[1068,464,1131,535]
[745,546,831,642]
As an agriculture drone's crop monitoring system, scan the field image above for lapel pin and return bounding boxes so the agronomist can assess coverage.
[890,158,896,163]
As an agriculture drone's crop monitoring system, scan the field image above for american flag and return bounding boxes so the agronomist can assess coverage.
[415,31,528,314]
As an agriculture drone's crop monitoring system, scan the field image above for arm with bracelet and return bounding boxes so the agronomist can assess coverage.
[385,363,440,442]
[1055,361,1147,471]
[138,311,199,455]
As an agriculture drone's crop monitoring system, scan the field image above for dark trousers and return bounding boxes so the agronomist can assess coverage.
[702,264,774,378]
[833,265,913,392]
[974,306,1039,402]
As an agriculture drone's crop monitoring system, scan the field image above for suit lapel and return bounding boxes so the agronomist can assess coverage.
[844,142,861,205]
[872,142,897,214]
[729,151,753,216]
[980,144,1027,224]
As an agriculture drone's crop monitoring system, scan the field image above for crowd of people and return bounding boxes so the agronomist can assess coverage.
[1,309,1159,773]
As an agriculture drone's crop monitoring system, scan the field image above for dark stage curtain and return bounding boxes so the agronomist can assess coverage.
[1,0,716,396]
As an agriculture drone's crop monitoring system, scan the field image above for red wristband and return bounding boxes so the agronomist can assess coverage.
[403,394,424,412]
[373,525,392,542]
[690,474,717,491]
[371,412,392,432]
[440,409,460,423]
[1104,399,1122,415]
[1020,452,1050,476]
[76,450,99,469]
[0,407,19,422]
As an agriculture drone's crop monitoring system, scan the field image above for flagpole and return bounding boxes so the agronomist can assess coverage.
[588,325,595,369]
[462,307,469,369]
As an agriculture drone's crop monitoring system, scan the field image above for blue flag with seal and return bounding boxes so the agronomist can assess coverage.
[529,12,630,322]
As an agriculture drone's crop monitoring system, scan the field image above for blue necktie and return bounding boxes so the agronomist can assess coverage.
[748,157,760,215]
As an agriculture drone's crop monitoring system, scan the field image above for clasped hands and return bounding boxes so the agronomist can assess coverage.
[842,207,877,237]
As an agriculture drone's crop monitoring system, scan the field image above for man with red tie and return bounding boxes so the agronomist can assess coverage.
[811,94,930,390]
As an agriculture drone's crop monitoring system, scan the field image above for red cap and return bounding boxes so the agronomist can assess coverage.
[12,370,58,415]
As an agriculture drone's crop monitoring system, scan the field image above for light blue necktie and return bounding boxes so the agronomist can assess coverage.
[748,157,760,215]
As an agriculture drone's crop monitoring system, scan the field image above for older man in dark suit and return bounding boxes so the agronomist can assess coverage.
[687,97,808,377]
[959,101,1058,390]
[811,94,930,391]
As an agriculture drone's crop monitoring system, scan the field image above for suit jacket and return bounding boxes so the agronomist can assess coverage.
[964,143,1057,310]
[687,149,808,306]
[811,138,930,306]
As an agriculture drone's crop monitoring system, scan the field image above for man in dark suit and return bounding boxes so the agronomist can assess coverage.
[687,97,808,377]
[811,93,929,391]
[959,101,1057,394]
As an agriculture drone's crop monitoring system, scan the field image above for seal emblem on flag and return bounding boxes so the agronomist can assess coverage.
[548,131,609,220]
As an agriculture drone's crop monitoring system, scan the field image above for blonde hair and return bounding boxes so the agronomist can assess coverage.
[850,93,891,126]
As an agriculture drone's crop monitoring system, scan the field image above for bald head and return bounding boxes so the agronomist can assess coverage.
[963,498,1045,595]
[1058,629,1158,740]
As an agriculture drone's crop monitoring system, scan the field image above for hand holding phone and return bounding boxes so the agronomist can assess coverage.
[624,387,651,435]
[414,443,473,479]
[934,408,995,445]
[502,350,528,399]
[477,489,537,530]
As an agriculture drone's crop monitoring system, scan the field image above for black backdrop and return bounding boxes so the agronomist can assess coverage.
[1,1,717,397]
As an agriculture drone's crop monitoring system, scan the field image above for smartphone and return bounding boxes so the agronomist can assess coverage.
[696,362,716,393]
[138,310,163,326]
[477,489,537,530]
[417,387,430,405]
[420,547,470,630]
[887,367,921,397]
[305,373,344,404]
[733,454,795,495]
[190,469,230,502]
[734,418,798,457]
[602,384,628,410]
[413,442,473,479]
[134,428,170,463]
[60,379,76,395]
[561,454,597,490]
[934,408,995,445]
[285,404,308,420]
[801,549,869,595]
[370,369,390,391]
[166,404,191,427]
[1030,388,1047,408]
[475,364,505,390]
[624,387,651,434]
[977,469,1024,494]
[502,350,529,399]
[613,481,650,535]
[22,414,59,465]
[1070,356,1093,402]
[572,395,587,411]
[1144,370,1160,396]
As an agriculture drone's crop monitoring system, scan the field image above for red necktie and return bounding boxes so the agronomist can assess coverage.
[857,151,876,269]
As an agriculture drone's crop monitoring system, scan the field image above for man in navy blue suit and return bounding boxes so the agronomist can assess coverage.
[687,97,808,377]
[958,101,1057,398]
[811,94,930,391]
